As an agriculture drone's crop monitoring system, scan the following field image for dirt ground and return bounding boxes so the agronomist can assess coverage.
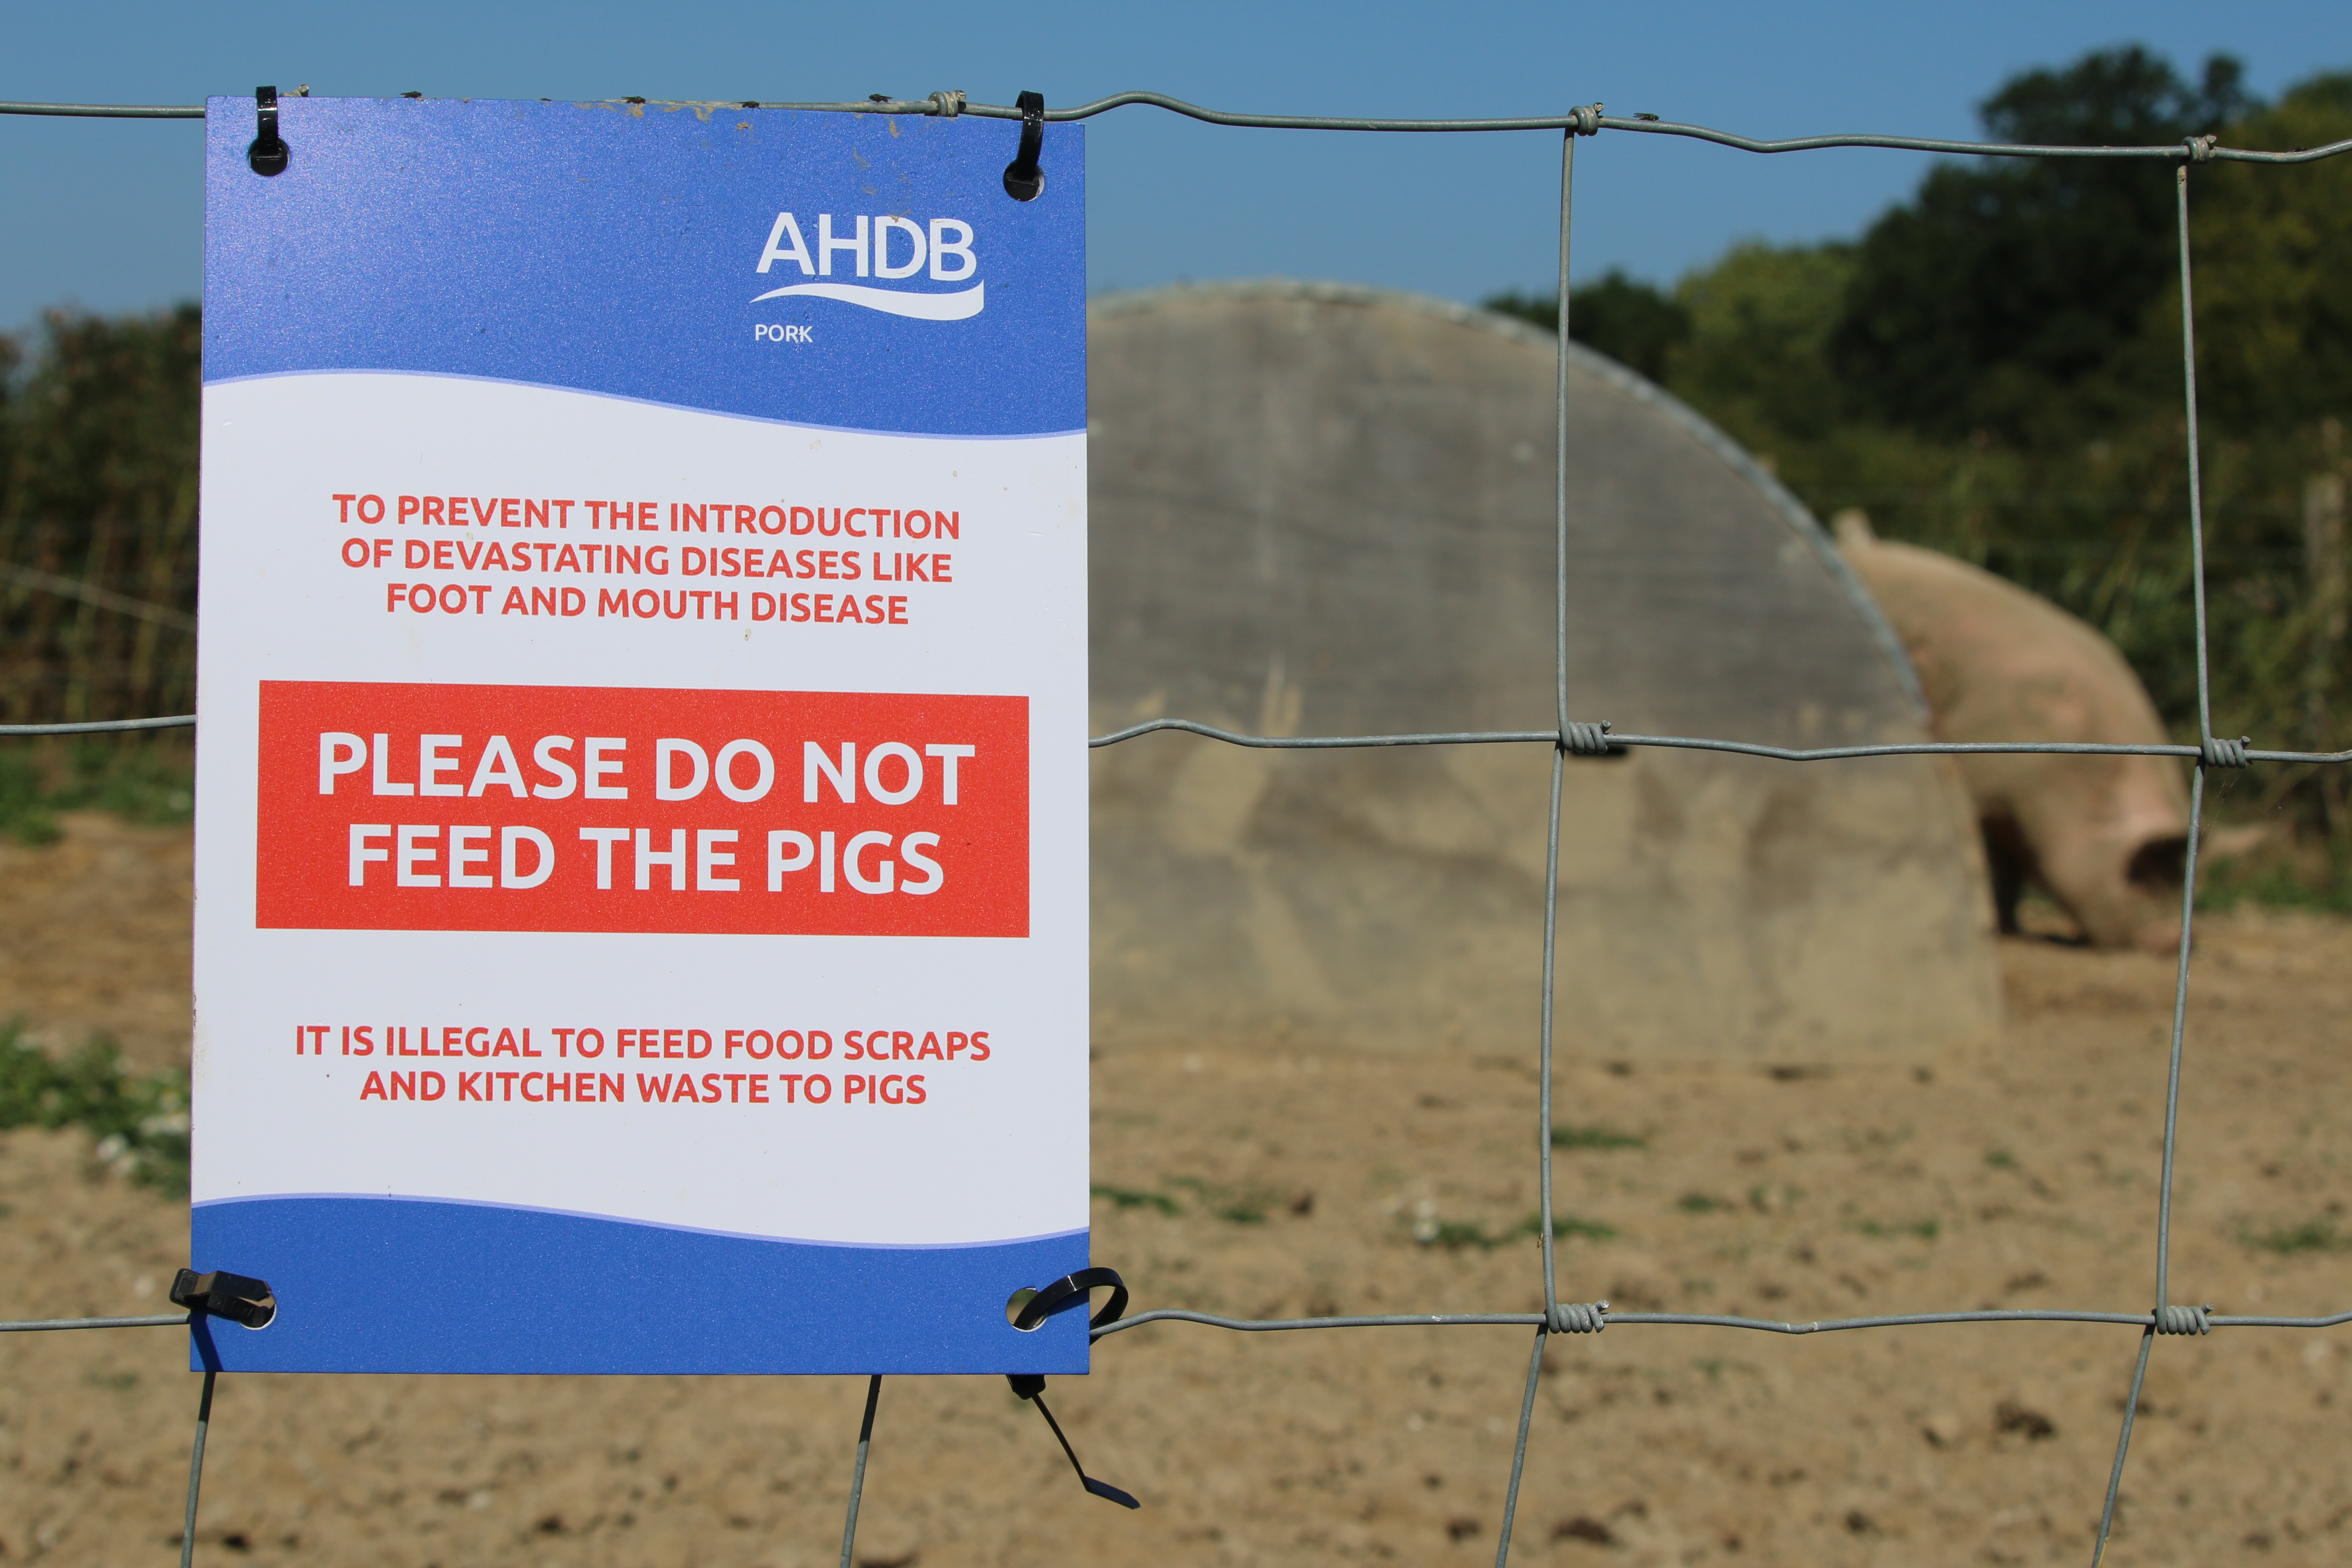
[0,812,2349,1566]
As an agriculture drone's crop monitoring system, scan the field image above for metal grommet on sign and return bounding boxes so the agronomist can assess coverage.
[1001,90,1046,201]
[248,86,289,177]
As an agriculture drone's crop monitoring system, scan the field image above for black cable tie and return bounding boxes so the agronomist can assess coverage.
[1004,1267,1137,1508]
[1011,1265,1128,1332]
[248,86,288,178]
[170,1268,276,1329]
[1002,89,1046,201]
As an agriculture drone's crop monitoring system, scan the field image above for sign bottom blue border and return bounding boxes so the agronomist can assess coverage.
[192,1197,1090,1375]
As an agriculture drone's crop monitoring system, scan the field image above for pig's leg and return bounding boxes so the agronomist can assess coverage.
[1981,815,2034,936]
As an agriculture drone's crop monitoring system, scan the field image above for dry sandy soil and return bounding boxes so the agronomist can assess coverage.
[0,812,2349,1566]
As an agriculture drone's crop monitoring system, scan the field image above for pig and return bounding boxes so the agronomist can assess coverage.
[1833,511,2191,951]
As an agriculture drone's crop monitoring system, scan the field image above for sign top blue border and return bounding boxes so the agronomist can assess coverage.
[204,98,1085,439]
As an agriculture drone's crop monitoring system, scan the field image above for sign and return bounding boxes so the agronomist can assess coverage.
[195,97,1087,1373]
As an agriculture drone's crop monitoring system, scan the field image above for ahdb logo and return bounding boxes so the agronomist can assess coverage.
[751,213,982,322]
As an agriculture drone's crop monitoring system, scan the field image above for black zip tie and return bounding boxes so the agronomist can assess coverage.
[247,86,288,177]
[1012,1266,1128,1333]
[1005,1267,1137,1508]
[1008,1376,1139,1509]
[1001,89,1045,200]
[170,1268,276,1329]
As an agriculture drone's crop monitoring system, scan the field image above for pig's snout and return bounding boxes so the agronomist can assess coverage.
[2122,834,2188,951]
[2127,835,2187,892]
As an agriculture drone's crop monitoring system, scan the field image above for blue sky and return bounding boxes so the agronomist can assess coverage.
[1,1,2343,334]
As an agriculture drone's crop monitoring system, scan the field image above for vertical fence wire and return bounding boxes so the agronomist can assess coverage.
[178,1368,215,1568]
[2091,160,2220,1568]
[838,1374,883,1568]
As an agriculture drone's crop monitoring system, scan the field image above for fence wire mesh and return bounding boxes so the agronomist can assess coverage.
[2,88,2349,1568]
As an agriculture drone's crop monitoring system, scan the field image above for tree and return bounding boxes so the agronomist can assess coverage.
[0,306,202,724]
[1830,48,2258,445]
[1482,269,1690,384]
[1665,242,1855,447]
[2182,72,2352,435]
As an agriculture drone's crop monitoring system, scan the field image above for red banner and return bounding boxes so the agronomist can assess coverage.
[255,681,1027,936]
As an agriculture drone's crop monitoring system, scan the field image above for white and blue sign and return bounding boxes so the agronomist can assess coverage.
[195,96,1090,1374]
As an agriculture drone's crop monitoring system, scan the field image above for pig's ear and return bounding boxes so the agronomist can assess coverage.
[1831,508,1877,548]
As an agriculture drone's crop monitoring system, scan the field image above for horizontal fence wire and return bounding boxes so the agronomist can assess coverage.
[0,714,193,735]
[9,91,2351,163]
[1,87,2348,1568]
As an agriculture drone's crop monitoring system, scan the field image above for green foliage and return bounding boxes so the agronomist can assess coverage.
[2183,73,2352,434]
[0,751,58,845]
[1485,269,1691,384]
[1668,242,1856,446]
[1490,49,2352,862]
[0,305,201,726]
[1675,1192,1727,1214]
[1832,48,2254,444]
[0,1020,188,1195]
[2198,835,2352,916]
[0,737,193,844]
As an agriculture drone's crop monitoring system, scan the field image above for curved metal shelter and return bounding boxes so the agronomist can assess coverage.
[1089,281,1999,1059]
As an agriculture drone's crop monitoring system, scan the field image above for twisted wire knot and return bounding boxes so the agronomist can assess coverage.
[1560,720,1613,756]
[2200,735,2251,768]
[1568,103,1603,137]
[2184,134,2218,163]
[928,89,966,117]
[1547,1301,1608,1334]
[2153,1303,2212,1335]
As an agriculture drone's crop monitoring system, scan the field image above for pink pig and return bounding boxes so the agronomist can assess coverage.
[1837,515,2191,951]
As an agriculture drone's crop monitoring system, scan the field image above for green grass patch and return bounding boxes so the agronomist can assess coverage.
[1676,1192,1728,1214]
[2245,1217,2350,1255]
[1411,1212,1616,1251]
[1090,1183,1180,1216]
[1984,1148,2018,1170]
[1523,1212,1617,1242]
[0,740,194,845]
[0,1020,188,1195]
[2197,839,2352,918]
[1155,1174,1280,1225]
[1421,1219,1506,1251]
[1551,1122,1646,1151]
[1850,1217,1941,1241]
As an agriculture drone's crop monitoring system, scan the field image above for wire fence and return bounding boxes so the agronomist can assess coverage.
[3,87,2351,1568]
